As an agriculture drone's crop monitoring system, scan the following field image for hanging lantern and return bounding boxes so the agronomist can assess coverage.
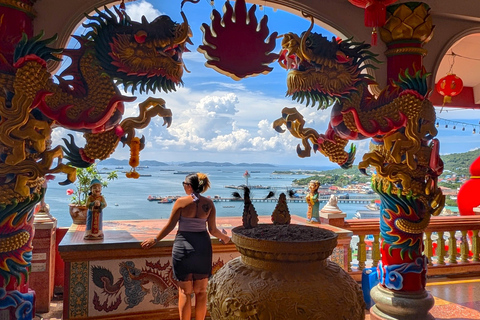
[348,0,398,45]
[435,74,464,105]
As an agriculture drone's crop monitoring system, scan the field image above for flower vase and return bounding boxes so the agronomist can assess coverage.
[207,224,365,319]
[69,204,87,225]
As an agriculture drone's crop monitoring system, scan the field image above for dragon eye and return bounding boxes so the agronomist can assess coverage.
[134,30,147,43]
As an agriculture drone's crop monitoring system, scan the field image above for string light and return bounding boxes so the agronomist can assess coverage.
[436,117,480,135]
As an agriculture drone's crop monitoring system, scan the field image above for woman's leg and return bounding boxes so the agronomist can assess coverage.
[193,278,208,320]
[177,280,193,320]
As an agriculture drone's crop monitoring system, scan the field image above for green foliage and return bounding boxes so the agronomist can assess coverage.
[292,165,371,186]
[286,149,479,188]
[69,164,118,206]
[440,149,480,177]
[445,198,458,207]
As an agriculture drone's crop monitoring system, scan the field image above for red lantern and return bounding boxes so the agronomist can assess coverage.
[348,0,398,45]
[435,74,464,105]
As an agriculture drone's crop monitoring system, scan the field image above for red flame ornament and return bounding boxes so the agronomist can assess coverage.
[198,0,279,80]
[348,0,398,45]
[435,74,464,105]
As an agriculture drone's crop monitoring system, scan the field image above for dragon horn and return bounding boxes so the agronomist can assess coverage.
[299,13,315,61]
[173,11,191,45]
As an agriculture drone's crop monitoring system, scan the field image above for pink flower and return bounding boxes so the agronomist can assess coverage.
[66,189,74,195]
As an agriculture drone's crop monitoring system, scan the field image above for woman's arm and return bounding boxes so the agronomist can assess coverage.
[207,204,230,244]
[141,199,184,249]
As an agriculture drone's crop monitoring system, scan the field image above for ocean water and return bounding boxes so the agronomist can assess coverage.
[43,165,376,227]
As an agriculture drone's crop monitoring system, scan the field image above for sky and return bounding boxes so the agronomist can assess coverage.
[50,0,480,167]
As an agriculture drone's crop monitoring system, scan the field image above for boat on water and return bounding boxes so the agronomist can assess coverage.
[174,171,196,175]
[158,198,173,204]
[148,195,181,202]
[354,209,380,219]
[354,201,380,219]
[147,195,163,201]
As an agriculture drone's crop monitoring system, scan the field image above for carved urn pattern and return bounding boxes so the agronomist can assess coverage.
[207,224,365,319]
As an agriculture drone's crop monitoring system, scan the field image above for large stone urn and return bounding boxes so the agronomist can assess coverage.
[207,224,365,319]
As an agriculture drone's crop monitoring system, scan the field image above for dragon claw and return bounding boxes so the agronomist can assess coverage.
[296,144,310,158]
[58,179,74,186]
[163,117,172,128]
[274,126,285,133]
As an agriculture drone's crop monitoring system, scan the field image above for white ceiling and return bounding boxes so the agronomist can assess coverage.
[435,33,480,88]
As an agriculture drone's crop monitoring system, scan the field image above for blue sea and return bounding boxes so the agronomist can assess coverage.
[43,165,375,227]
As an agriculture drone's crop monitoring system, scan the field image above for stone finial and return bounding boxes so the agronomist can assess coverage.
[242,187,258,229]
[320,194,342,214]
[271,193,291,225]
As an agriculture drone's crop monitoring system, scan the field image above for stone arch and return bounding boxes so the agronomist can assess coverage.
[432,29,480,84]
[35,0,381,82]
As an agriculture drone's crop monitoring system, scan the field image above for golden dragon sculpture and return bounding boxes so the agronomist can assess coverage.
[0,6,190,283]
[273,19,444,240]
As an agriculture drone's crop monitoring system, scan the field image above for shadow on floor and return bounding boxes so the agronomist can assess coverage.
[34,294,63,320]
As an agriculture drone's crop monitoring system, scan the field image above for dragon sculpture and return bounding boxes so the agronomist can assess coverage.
[273,18,444,289]
[0,6,190,286]
[91,260,178,312]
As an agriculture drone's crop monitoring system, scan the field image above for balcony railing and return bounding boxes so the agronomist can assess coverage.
[343,215,480,281]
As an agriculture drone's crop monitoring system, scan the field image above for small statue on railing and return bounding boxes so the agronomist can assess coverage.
[84,179,107,240]
[306,180,320,223]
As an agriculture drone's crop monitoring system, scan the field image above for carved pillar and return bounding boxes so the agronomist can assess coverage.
[0,0,36,72]
[368,3,438,320]
[379,2,433,83]
[0,2,38,319]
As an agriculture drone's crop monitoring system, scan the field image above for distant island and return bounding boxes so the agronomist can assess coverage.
[99,159,169,166]
[99,159,276,167]
[179,161,275,167]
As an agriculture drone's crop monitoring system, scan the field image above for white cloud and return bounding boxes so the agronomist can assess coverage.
[126,0,163,22]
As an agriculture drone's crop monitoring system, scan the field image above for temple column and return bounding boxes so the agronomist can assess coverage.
[369,3,437,320]
[0,1,38,319]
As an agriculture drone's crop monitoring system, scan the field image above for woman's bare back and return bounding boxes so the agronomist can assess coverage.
[178,196,213,219]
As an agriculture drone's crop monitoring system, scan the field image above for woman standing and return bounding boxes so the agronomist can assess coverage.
[141,173,230,320]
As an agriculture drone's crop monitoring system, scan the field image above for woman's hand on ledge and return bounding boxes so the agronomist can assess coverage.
[219,228,230,244]
[141,238,157,249]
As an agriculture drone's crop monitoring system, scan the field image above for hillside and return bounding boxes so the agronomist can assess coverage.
[292,149,480,186]
[441,149,480,176]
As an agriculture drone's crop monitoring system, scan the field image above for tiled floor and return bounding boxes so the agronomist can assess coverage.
[35,276,480,319]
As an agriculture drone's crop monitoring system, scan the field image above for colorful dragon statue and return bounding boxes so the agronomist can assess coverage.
[91,260,178,312]
[273,19,445,292]
[0,5,190,295]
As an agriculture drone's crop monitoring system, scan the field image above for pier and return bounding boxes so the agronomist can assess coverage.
[213,197,377,204]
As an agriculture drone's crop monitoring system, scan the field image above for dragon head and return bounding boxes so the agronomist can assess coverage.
[84,6,192,94]
[279,18,379,109]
